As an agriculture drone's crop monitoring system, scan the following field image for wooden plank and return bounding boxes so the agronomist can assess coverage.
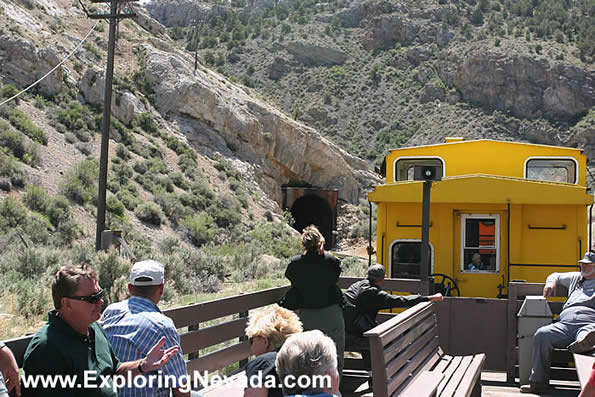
[393,348,445,397]
[439,355,473,397]
[364,302,433,345]
[385,328,438,379]
[369,334,389,397]
[436,355,463,396]
[387,337,440,396]
[400,371,444,397]
[384,315,437,363]
[432,354,454,374]
[180,318,247,353]
[186,341,251,373]
[573,353,595,388]
[164,286,288,328]
[453,354,486,397]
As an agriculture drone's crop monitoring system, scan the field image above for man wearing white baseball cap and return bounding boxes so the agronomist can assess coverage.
[520,251,595,394]
[102,260,201,397]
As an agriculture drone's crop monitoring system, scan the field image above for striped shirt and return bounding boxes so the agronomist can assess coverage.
[101,296,187,397]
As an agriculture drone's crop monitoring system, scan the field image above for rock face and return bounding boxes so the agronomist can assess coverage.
[362,15,420,51]
[439,51,594,121]
[144,0,228,27]
[132,4,167,36]
[143,47,372,204]
[0,34,64,97]
[79,69,146,125]
[285,41,348,67]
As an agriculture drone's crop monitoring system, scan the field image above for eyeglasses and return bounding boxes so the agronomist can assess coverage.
[68,289,104,304]
[248,337,254,345]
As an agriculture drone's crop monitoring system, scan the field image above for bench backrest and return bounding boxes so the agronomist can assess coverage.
[364,301,441,397]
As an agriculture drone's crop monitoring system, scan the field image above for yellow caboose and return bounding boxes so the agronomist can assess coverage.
[368,138,594,298]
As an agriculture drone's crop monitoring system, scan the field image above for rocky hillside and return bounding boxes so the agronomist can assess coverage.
[144,0,594,168]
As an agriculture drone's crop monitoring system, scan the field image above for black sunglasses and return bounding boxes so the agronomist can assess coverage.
[68,289,104,304]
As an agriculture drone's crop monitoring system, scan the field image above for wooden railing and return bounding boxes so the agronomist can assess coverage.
[3,277,424,375]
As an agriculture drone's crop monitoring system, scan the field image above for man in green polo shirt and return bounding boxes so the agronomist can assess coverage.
[23,264,180,397]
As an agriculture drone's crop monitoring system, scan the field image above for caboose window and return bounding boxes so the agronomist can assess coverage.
[461,214,499,273]
[525,158,577,184]
[390,240,433,279]
[394,158,444,182]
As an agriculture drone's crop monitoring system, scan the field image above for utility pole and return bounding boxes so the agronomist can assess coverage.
[81,0,137,251]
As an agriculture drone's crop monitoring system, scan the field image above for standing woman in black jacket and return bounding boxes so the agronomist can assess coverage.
[280,225,345,377]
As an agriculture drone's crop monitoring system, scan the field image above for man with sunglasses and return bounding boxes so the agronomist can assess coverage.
[101,260,200,397]
[23,264,179,397]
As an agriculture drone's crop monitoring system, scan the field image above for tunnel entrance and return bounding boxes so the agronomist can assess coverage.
[282,187,338,250]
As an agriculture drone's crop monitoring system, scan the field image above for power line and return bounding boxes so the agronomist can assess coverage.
[0,21,100,107]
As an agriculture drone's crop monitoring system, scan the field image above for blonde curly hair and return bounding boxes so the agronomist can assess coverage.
[245,304,303,351]
[302,225,325,254]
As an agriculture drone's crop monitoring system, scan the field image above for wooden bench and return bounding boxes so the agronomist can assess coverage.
[506,281,578,384]
[364,301,486,397]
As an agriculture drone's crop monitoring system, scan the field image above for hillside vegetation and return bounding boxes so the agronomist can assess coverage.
[153,0,593,167]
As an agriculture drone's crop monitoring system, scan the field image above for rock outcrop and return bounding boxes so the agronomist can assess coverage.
[144,0,229,27]
[439,49,594,121]
[142,47,372,204]
[0,34,64,97]
[79,69,147,126]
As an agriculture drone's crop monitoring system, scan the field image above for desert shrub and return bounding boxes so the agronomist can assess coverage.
[158,235,181,254]
[91,251,130,305]
[116,186,141,210]
[164,248,225,294]
[0,153,27,187]
[15,279,51,318]
[52,217,83,246]
[60,159,99,205]
[112,161,133,184]
[170,171,189,190]
[7,108,48,145]
[46,195,72,227]
[153,190,187,224]
[23,184,50,212]
[13,247,61,280]
[209,194,242,228]
[242,221,302,259]
[0,123,39,164]
[133,160,148,174]
[115,144,130,160]
[54,100,98,132]
[178,152,197,175]
[180,213,216,247]
[134,202,164,225]
[106,195,126,217]
[0,196,28,229]
[136,112,158,135]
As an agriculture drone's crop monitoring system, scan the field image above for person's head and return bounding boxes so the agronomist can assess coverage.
[275,330,340,396]
[578,252,595,279]
[367,264,386,286]
[245,304,302,356]
[472,253,481,264]
[128,260,165,304]
[52,264,104,334]
[301,225,325,255]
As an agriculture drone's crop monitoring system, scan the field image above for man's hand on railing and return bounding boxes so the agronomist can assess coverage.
[543,283,556,297]
[429,293,444,302]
